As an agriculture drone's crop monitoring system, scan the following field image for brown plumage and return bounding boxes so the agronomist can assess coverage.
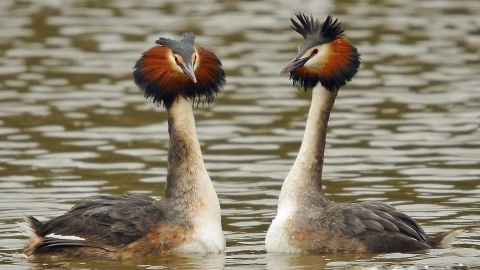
[23,194,184,260]
[266,13,463,254]
[280,14,360,92]
[133,32,225,108]
[23,32,226,260]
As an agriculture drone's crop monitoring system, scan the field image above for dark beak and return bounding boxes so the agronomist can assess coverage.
[279,56,311,75]
[181,62,197,83]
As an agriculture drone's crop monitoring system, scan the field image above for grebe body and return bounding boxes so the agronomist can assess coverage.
[265,14,462,254]
[24,33,226,260]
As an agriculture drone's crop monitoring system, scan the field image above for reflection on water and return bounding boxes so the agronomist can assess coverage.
[10,253,227,270]
[0,0,479,269]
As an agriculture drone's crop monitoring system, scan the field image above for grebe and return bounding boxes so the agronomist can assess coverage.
[265,14,463,253]
[23,32,226,260]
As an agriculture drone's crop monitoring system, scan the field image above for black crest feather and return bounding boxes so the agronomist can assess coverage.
[292,13,344,45]
[156,32,195,57]
[286,14,360,92]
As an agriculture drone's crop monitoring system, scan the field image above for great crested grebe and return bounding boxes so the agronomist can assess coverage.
[265,13,463,253]
[23,32,226,260]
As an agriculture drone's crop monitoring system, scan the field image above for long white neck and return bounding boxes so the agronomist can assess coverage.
[164,97,220,216]
[277,85,337,212]
[163,97,225,252]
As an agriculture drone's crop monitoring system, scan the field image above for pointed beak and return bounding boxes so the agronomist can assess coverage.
[279,56,311,75]
[181,62,197,83]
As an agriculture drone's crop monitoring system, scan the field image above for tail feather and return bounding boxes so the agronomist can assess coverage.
[25,215,44,232]
[427,228,464,248]
[23,215,45,256]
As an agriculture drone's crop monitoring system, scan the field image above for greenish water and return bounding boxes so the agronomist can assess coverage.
[0,0,479,269]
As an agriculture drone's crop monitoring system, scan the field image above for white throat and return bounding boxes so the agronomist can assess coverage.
[266,85,336,253]
[277,86,335,211]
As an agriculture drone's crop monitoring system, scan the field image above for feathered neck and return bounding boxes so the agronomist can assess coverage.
[278,85,337,210]
[163,98,210,200]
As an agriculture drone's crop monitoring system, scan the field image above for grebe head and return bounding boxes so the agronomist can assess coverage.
[156,32,198,83]
[279,14,361,92]
[133,32,226,108]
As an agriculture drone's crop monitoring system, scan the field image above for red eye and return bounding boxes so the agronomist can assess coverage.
[174,56,179,63]
[312,48,319,55]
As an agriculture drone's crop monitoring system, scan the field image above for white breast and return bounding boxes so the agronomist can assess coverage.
[175,215,225,253]
[265,204,301,253]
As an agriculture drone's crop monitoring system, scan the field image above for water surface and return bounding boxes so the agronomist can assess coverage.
[0,0,479,269]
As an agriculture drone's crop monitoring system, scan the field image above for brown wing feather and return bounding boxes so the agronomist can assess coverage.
[293,201,431,253]
[27,194,166,253]
[354,201,427,241]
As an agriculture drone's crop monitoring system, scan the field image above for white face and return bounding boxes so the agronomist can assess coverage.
[169,51,184,74]
[302,43,331,71]
[193,48,199,71]
[169,49,199,72]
